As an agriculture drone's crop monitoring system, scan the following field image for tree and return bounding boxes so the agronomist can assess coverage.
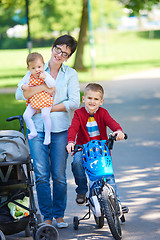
[0,0,26,39]
[73,0,88,71]
[0,0,82,38]
[73,0,124,70]
[119,0,160,15]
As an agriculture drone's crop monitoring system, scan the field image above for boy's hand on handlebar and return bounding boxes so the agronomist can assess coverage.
[113,130,125,141]
[66,142,75,153]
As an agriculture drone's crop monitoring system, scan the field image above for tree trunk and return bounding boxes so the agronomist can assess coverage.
[73,0,88,71]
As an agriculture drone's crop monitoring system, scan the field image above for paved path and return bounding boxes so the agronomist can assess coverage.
[3,68,160,239]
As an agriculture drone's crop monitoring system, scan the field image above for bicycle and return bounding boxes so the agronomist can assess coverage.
[72,133,128,240]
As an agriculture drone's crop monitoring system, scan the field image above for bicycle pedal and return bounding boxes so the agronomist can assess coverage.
[122,206,129,214]
[120,214,125,223]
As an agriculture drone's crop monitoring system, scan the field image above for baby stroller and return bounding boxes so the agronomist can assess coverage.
[0,115,58,240]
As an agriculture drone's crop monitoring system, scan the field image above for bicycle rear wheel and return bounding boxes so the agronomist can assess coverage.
[101,185,122,240]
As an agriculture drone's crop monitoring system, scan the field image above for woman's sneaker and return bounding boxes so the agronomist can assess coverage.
[76,194,86,205]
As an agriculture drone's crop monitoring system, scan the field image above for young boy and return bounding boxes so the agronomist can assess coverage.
[22,52,55,145]
[66,83,125,206]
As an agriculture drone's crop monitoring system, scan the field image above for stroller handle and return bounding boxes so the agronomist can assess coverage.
[6,115,25,134]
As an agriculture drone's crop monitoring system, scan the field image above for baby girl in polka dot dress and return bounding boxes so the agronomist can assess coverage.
[23,52,55,145]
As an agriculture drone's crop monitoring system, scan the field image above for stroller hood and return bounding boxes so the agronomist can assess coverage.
[0,130,30,164]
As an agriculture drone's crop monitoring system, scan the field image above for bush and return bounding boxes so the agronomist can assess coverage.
[137,29,160,39]
[0,37,56,49]
[0,37,27,49]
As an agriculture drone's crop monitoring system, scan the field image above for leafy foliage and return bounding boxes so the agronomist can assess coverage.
[0,0,82,38]
[119,0,160,15]
[0,0,25,38]
[92,0,124,29]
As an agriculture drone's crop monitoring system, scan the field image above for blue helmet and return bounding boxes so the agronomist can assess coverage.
[82,140,113,181]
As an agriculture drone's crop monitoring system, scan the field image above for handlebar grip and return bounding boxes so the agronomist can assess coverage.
[124,133,128,140]
[109,132,128,141]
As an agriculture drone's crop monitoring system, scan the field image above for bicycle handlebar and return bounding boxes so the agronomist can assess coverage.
[73,133,128,154]
[107,133,128,150]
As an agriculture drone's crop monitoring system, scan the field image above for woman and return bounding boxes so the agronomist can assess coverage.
[15,35,80,228]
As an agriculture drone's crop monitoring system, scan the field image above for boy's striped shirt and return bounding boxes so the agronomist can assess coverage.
[86,115,100,140]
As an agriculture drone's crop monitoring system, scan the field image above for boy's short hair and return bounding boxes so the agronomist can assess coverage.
[84,83,104,98]
[26,52,44,66]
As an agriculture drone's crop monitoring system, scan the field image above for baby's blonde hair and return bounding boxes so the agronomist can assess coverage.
[26,52,44,66]
[84,83,104,99]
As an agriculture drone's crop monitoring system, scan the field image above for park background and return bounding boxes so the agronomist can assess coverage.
[0,1,160,239]
[0,0,160,131]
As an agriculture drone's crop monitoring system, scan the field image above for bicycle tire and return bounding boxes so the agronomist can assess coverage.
[94,215,104,228]
[90,188,104,228]
[0,230,6,240]
[101,185,122,240]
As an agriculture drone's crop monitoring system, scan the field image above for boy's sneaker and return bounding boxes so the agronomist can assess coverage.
[76,194,86,205]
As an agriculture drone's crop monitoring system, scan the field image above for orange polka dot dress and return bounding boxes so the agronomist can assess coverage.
[26,74,53,109]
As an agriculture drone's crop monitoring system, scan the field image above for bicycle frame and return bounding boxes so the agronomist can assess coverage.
[73,134,128,239]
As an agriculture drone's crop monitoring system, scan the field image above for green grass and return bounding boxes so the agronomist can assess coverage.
[0,30,160,130]
[0,91,84,131]
[0,30,160,87]
[0,93,26,130]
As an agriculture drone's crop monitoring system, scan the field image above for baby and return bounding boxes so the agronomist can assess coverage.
[22,52,55,145]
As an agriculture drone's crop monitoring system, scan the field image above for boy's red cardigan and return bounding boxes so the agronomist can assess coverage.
[67,107,122,146]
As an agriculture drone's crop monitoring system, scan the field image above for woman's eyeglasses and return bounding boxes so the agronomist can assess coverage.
[54,46,70,58]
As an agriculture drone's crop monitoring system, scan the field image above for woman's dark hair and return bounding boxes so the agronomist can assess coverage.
[52,35,77,56]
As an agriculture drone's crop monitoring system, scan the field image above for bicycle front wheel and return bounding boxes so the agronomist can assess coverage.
[101,185,122,240]
[94,215,104,228]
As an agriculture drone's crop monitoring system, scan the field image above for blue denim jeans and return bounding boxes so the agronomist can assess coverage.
[28,130,68,221]
[72,151,120,202]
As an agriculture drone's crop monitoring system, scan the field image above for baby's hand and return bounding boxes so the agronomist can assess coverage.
[39,72,46,80]
[113,130,125,141]
[66,142,75,153]
[21,83,32,90]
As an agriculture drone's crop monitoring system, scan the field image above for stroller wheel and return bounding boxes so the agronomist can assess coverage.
[35,224,59,240]
[25,224,31,237]
[73,216,79,230]
[0,230,6,240]
[36,213,42,224]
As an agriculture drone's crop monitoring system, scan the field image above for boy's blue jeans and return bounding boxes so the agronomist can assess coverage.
[72,151,120,202]
[28,130,68,221]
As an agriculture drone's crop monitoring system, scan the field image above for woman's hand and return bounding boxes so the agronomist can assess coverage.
[35,109,41,114]
[51,103,67,113]
[21,84,31,91]
[112,130,125,141]
[45,86,56,95]
[66,142,75,153]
